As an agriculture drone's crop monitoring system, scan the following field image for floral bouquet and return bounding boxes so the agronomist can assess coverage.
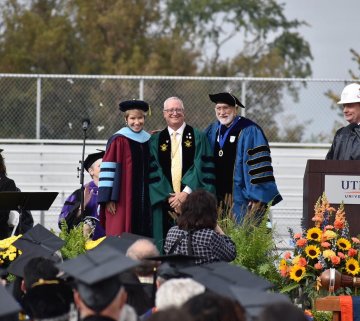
[0,235,22,268]
[279,193,360,305]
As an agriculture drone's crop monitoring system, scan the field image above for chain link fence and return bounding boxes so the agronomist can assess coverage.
[0,74,354,142]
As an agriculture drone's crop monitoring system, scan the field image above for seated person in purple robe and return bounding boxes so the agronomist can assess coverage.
[58,151,105,240]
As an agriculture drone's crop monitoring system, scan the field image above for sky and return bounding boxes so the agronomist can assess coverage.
[282,0,360,79]
[218,0,360,141]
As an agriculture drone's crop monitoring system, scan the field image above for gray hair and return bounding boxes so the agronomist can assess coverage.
[155,278,205,310]
[163,97,184,110]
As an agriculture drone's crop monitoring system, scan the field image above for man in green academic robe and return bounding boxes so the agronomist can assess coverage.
[149,97,216,251]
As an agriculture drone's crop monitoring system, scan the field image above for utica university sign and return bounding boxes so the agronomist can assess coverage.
[325,175,360,204]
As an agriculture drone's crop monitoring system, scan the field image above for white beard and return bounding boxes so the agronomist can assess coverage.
[218,115,236,126]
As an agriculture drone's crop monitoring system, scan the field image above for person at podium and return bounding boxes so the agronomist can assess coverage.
[0,149,17,240]
[326,83,360,160]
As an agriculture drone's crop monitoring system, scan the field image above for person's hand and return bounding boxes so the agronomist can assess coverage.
[106,201,116,215]
[84,185,94,207]
[83,223,92,238]
[168,192,188,211]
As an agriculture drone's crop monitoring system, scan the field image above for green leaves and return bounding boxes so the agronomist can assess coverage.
[218,204,283,287]
[58,221,87,260]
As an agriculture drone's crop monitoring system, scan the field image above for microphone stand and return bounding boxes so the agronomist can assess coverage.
[79,119,90,220]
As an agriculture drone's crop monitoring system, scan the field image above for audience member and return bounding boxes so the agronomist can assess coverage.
[182,292,246,321]
[146,307,193,321]
[58,244,140,321]
[155,278,205,311]
[22,278,74,321]
[98,100,152,238]
[18,257,73,321]
[59,151,105,240]
[257,302,307,321]
[0,283,21,321]
[126,239,160,283]
[149,96,216,250]
[22,257,60,291]
[206,92,282,223]
[164,190,236,264]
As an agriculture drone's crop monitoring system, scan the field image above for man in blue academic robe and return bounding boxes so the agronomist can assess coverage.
[205,92,282,223]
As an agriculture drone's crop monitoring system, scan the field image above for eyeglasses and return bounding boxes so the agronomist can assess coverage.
[163,108,184,114]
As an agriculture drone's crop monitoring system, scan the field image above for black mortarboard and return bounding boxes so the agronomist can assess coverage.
[209,92,245,108]
[206,261,273,290]
[145,254,200,281]
[83,150,105,172]
[7,251,61,278]
[146,254,200,270]
[13,224,64,257]
[179,262,272,295]
[57,244,139,312]
[0,284,21,319]
[229,285,291,318]
[97,233,154,254]
[57,244,139,285]
[119,99,149,112]
[22,279,73,319]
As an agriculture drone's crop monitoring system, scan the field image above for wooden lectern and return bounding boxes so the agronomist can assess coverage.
[315,296,341,321]
[303,160,360,235]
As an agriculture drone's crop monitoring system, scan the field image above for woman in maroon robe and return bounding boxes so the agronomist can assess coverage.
[98,100,152,237]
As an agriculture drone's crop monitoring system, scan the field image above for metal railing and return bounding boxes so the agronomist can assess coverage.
[0,74,354,142]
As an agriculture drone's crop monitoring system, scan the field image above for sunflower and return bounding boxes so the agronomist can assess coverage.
[305,245,321,259]
[306,227,322,242]
[289,265,306,282]
[337,238,351,251]
[345,258,360,276]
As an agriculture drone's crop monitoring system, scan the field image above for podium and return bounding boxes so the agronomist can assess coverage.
[0,191,58,211]
[303,160,360,235]
[0,192,58,234]
[315,296,341,321]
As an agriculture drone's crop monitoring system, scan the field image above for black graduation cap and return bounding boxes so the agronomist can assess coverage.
[7,251,61,278]
[209,92,245,108]
[229,285,291,318]
[57,244,139,312]
[57,244,139,285]
[83,150,105,172]
[146,254,200,270]
[22,279,73,320]
[97,233,155,254]
[206,261,273,290]
[119,99,149,112]
[0,284,21,319]
[180,262,272,291]
[144,254,200,281]
[13,224,64,257]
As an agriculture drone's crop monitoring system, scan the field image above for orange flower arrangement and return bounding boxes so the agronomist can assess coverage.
[279,193,360,302]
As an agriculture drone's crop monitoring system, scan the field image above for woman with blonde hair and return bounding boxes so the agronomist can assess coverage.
[98,100,152,238]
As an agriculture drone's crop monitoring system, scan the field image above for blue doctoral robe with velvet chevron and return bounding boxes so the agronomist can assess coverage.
[98,127,152,237]
[205,116,282,223]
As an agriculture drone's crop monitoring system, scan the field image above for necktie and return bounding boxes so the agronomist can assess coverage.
[171,132,182,193]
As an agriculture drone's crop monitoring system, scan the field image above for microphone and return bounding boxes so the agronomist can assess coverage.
[82,118,90,130]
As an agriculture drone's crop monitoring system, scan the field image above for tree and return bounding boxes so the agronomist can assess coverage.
[163,0,313,137]
[0,0,314,140]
